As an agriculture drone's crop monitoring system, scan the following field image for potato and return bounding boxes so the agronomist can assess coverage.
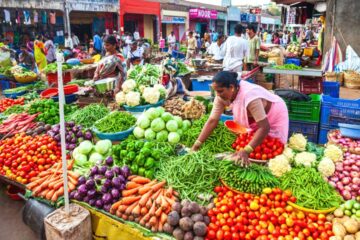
[191,214,204,223]
[355,231,360,240]
[334,208,344,218]
[168,211,180,226]
[333,222,347,238]
[173,227,185,240]
[344,235,355,240]
[199,206,208,216]
[203,216,210,225]
[179,217,194,231]
[329,236,342,240]
[327,214,335,222]
[163,223,174,234]
[181,199,191,207]
[193,237,204,240]
[344,219,359,234]
[193,222,207,237]
[189,202,200,214]
[184,231,194,240]
[181,206,192,217]
[172,202,182,213]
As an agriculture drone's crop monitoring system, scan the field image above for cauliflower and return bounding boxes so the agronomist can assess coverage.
[122,80,137,93]
[154,84,166,98]
[115,91,126,105]
[139,85,146,94]
[268,155,292,177]
[142,87,160,104]
[288,133,307,151]
[294,152,317,167]
[317,157,335,177]
[283,146,295,161]
[125,91,141,107]
[324,144,343,162]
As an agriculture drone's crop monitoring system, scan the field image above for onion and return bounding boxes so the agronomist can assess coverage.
[356,161,360,167]
[344,166,351,171]
[335,164,344,171]
[351,165,359,172]
[339,173,345,179]
[341,190,352,200]
[342,177,351,185]
[343,171,350,177]
[351,183,359,191]
[329,181,336,188]
[344,185,351,192]
[336,181,344,190]
[350,171,359,178]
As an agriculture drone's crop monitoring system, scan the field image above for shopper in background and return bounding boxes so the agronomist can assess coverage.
[212,30,218,42]
[207,34,225,63]
[167,31,176,54]
[221,24,249,73]
[273,32,280,45]
[18,45,35,70]
[93,32,103,54]
[72,33,80,48]
[134,29,140,41]
[44,35,56,63]
[282,30,289,46]
[126,41,144,68]
[64,33,74,50]
[34,36,47,71]
[245,24,260,70]
[186,31,196,59]
[266,31,273,44]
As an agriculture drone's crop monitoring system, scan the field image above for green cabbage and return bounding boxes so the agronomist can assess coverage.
[182,120,191,131]
[156,130,169,142]
[173,116,183,128]
[89,152,104,164]
[133,127,145,139]
[78,140,93,155]
[137,116,151,129]
[161,112,173,122]
[145,108,160,120]
[151,118,165,132]
[166,120,178,132]
[144,129,156,140]
[95,140,111,155]
[168,132,180,144]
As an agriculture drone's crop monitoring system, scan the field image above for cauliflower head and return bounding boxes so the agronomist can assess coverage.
[154,84,166,98]
[143,87,160,104]
[115,91,126,105]
[283,147,295,161]
[324,144,343,162]
[317,157,335,177]
[125,91,141,107]
[268,155,292,177]
[289,133,307,151]
[294,152,317,167]
[122,80,137,93]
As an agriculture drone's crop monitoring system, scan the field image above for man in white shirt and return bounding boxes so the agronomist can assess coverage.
[221,24,249,72]
[167,31,176,53]
[64,33,73,49]
[71,33,80,47]
[126,41,144,68]
[207,34,225,62]
[133,30,140,41]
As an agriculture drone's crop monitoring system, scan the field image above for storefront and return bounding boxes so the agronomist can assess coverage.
[161,10,188,42]
[227,6,241,36]
[261,15,282,31]
[216,12,227,35]
[119,0,161,43]
[189,8,217,37]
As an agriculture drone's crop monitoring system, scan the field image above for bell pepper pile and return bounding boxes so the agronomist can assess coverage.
[0,98,25,113]
[232,132,284,160]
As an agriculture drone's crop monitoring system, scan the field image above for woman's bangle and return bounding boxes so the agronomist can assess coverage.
[195,140,202,146]
[244,145,254,154]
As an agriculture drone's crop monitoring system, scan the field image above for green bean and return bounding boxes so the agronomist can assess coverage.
[94,111,136,133]
[67,103,110,128]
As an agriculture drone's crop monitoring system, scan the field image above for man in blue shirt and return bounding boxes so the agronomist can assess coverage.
[93,32,102,54]
[212,30,218,42]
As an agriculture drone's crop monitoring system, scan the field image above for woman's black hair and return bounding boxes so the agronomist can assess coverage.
[212,71,239,88]
[103,35,117,45]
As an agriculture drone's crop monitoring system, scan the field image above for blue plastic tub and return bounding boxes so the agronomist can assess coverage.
[15,82,36,87]
[220,114,234,122]
[4,91,26,99]
[289,120,319,143]
[339,123,360,139]
[323,82,340,98]
[93,127,135,141]
[285,58,301,66]
[191,79,212,91]
[51,94,78,104]
[320,95,360,127]
[123,99,165,113]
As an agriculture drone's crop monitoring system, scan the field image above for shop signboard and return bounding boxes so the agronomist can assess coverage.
[189,8,217,19]
[217,12,227,21]
[240,13,248,23]
[248,14,257,23]
[162,16,186,24]
[250,8,262,15]
[227,6,240,22]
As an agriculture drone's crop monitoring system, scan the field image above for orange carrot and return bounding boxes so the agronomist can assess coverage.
[46,189,55,200]
[164,196,176,208]
[131,176,151,184]
[139,189,153,207]
[118,205,128,213]
[149,189,162,205]
[158,221,164,232]
[40,189,50,198]
[134,217,140,223]
[128,215,134,221]
[122,187,140,197]
[149,216,157,227]
[155,206,162,217]
[132,205,141,217]
[165,187,173,198]
[155,193,163,205]
[128,175,136,180]
[56,187,64,197]
[53,180,64,190]
[68,171,79,179]
[150,180,166,192]
[27,175,49,189]
[48,178,62,189]
[126,181,141,189]
[51,193,58,202]
[160,212,168,224]
[161,195,169,211]
[125,201,139,215]
[68,182,76,191]
[121,214,128,220]
[67,175,78,186]
[37,171,51,178]
[146,199,153,209]
[120,196,141,205]
[139,219,146,226]
[140,207,148,216]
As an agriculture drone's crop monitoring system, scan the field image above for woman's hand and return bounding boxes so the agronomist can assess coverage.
[191,144,201,152]
[114,87,120,94]
[230,150,250,167]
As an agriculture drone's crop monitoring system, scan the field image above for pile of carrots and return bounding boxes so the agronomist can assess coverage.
[110,176,178,233]
[27,160,79,202]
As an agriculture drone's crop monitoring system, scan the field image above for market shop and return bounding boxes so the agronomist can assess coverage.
[119,0,161,43]
[227,6,241,36]
[189,8,217,37]
[161,11,188,43]
[215,12,227,35]
[260,15,282,31]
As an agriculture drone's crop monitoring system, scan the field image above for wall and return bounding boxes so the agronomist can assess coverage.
[324,0,360,56]
[1,0,64,10]
[144,15,154,42]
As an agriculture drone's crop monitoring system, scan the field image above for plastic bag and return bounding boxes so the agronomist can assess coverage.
[274,89,311,101]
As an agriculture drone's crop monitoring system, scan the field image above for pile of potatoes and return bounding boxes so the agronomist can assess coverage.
[327,208,360,240]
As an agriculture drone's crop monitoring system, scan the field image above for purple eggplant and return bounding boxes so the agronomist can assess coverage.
[100,185,108,194]
[90,166,99,176]
[95,199,103,209]
[85,179,95,189]
[52,125,60,133]
[83,196,90,203]
[87,189,97,199]
[89,199,96,206]
[84,131,93,140]
[103,204,112,212]
[47,130,55,138]
[78,176,86,185]
[54,134,61,142]
[102,193,112,204]
[118,175,125,183]
[110,189,120,199]
[119,183,126,191]
[66,135,72,142]
[121,166,131,178]
[99,166,107,175]
[103,179,112,188]
[111,177,122,189]
[113,166,121,175]
[70,137,77,144]
[69,191,76,199]
[78,184,88,196]
[76,131,83,138]
[105,156,113,166]
[105,170,114,180]
[94,175,103,184]
[68,144,76,150]
[74,192,82,201]
[72,126,78,133]
[67,121,75,127]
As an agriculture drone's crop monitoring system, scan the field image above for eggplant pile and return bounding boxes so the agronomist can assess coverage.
[47,121,93,151]
[70,160,131,212]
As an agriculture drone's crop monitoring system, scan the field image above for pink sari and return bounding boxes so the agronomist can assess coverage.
[231,81,289,143]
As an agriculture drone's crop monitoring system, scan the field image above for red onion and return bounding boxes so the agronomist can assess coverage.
[342,177,351,185]
[351,183,359,191]
[352,177,360,184]
[344,185,352,192]
[344,165,352,171]
[356,161,360,167]
[350,171,359,178]
[336,181,344,190]
[335,163,344,171]
[351,165,359,172]
[339,173,345,179]
[329,181,336,188]
[341,190,352,200]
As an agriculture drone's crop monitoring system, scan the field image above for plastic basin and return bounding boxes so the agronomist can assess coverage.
[123,99,165,113]
[224,120,247,134]
[92,127,135,141]
[339,123,360,139]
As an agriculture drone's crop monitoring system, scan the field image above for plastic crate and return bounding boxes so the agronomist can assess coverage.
[303,47,314,57]
[191,79,212,91]
[283,94,321,123]
[285,58,301,66]
[323,82,340,98]
[320,95,360,126]
[318,124,334,144]
[299,77,323,94]
[289,120,319,143]
[46,72,71,87]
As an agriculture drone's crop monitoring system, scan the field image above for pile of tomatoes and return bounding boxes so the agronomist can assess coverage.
[0,133,62,184]
[232,132,284,161]
[0,98,24,112]
[206,187,333,240]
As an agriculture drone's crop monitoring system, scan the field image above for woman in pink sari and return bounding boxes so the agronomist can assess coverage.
[192,71,289,166]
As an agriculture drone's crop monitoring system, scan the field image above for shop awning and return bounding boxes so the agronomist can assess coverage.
[120,0,160,16]
[273,0,322,5]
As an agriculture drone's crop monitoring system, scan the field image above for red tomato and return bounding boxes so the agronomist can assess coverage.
[207,230,216,239]
[216,230,224,240]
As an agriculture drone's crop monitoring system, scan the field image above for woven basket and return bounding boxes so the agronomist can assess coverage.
[344,71,360,89]
[325,72,344,85]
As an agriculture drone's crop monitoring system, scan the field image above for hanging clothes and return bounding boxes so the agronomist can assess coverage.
[23,11,31,25]
[4,10,11,23]
[41,11,47,24]
[33,11,38,23]
[16,11,21,25]
[49,11,56,25]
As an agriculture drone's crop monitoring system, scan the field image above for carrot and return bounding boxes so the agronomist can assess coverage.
[150,189,162,204]
[67,175,78,186]
[111,200,122,211]
[139,189,153,207]
[51,193,58,202]
[56,187,64,197]
[126,181,141,189]
[46,189,55,200]
[68,182,76,191]
[40,189,50,198]
[125,201,139,215]
[37,171,51,178]
[128,175,136,180]
[32,185,44,195]
[146,199,153,209]
[121,214,128,220]
[27,175,49,189]
[158,221,164,232]
[128,215,134,221]
[139,218,146,226]
[155,206,162,217]
[48,178,62,189]
[140,207,148,216]
[161,195,170,211]
[131,176,151,184]
[149,216,157,227]
[53,180,64,190]
[67,160,74,170]
[142,201,156,222]
[165,187,173,198]
[160,213,168,225]
[145,222,151,229]
[134,218,140,223]
[122,187,140,197]
[120,196,141,205]
[29,177,39,183]
[155,193,163,206]
[132,205,141,217]
[118,205,128,214]
[68,171,80,179]
[150,180,166,193]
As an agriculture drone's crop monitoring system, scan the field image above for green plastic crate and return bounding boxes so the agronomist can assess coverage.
[283,94,321,123]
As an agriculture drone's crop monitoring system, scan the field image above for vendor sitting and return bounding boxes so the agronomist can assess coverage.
[126,41,144,69]
[93,35,125,94]
[18,45,35,71]
[207,34,225,63]
[192,71,289,166]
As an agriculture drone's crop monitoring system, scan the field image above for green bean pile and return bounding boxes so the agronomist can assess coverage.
[219,161,279,195]
[280,167,343,210]
[181,115,236,154]
[67,103,109,128]
[94,111,136,133]
[3,105,26,115]
[155,150,221,204]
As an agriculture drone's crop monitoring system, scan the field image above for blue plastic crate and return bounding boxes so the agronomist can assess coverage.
[285,58,301,66]
[320,95,360,127]
[0,80,11,92]
[220,114,234,122]
[323,82,340,98]
[289,120,319,143]
[339,123,360,139]
[191,79,212,91]
[51,94,78,104]
[318,124,335,144]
